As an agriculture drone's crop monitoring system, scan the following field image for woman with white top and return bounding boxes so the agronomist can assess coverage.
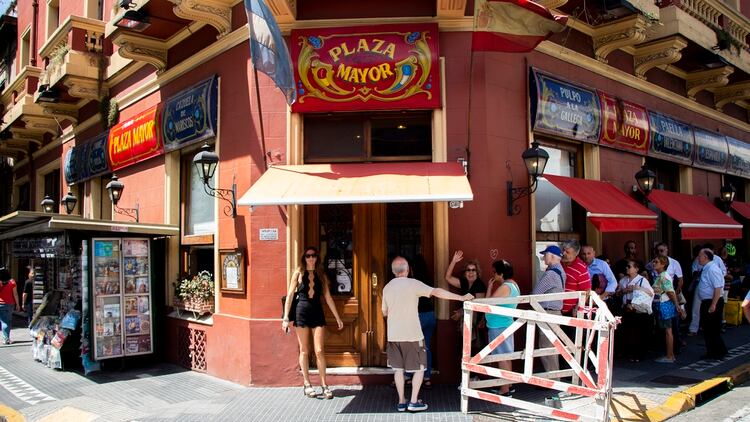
[619,260,653,362]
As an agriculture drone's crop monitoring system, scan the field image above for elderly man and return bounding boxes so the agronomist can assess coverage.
[533,245,566,372]
[696,248,728,360]
[382,256,473,412]
[581,245,617,301]
[561,240,591,316]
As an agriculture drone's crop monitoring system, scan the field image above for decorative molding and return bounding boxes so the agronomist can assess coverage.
[63,76,106,100]
[168,0,233,38]
[38,102,79,125]
[266,0,297,24]
[592,15,649,64]
[536,40,750,134]
[21,115,60,136]
[714,81,750,111]
[633,36,688,80]
[111,32,168,74]
[7,128,44,146]
[685,66,734,100]
[436,0,467,18]
[1,66,42,107]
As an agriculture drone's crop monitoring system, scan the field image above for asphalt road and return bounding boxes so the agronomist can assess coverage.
[671,383,750,421]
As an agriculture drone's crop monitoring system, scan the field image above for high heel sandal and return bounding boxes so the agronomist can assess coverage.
[322,385,333,399]
[303,383,317,398]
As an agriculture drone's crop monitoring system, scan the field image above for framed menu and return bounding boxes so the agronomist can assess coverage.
[92,238,154,360]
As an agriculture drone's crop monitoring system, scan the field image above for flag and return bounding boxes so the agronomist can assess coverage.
[245,0,296,105]
[472,0,568,53]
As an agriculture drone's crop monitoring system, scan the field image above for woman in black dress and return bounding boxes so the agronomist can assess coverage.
[282,247,343,399]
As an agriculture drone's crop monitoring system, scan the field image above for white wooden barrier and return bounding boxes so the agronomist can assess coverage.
[460,291,619,422]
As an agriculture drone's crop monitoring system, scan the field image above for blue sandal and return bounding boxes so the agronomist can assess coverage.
[397,402,407,412]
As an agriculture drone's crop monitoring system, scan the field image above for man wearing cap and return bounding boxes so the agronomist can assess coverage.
[533,245,566,372]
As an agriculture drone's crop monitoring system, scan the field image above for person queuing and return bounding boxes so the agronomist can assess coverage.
[532,245,565,373]
[646,243,685,354]
[688,244,705,337]
[282,247,344,400]
[696,248,728,360]
[561,240,591,317]
[445,251,486,354]
[651,256,686,363]
[614,240,643,281]
[383,256,473,413]
[619,260,653,362]
[485,259,521,397]
[581,245,618,307]
[0,268,20,345]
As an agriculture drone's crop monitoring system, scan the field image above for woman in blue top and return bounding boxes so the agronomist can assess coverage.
[485,260,520,397]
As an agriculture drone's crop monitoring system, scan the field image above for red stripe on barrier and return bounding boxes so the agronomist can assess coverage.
[472,304,494,313]
[597,338,609,386]
[476,390,503,405]
[568,318,591,329]
[472,365,490,376]
[551,408,583,421]
[568,385,597,397]
[554,339,573,361]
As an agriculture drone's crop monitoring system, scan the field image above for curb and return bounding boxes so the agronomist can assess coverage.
[0,404,25,422]
[642,362,750,422]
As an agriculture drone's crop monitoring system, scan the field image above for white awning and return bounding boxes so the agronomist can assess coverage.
[238,162,473,207]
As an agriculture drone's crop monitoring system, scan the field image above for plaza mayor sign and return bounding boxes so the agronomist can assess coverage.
[108,105,163,171]
[290,23,441,112]
[598,92,650,154]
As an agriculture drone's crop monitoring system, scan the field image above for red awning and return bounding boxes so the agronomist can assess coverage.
[731,201,750,220]
[544,175,657,232]
[647,189,743,240]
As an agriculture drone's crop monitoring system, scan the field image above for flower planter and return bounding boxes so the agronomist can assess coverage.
[174,297,215,316]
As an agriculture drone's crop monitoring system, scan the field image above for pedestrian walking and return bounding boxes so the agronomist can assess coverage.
[282,247,344,399]
[696,248,728,360]
[0,268,20,345]
[532,245,565,373]
[383,256,473,412]
[22,267,34,326]
[485,259,520,396]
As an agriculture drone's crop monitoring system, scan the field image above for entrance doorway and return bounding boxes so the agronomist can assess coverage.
[305,202,433,367]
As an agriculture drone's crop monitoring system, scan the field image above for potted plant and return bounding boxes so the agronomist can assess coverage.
[174,271,215,315]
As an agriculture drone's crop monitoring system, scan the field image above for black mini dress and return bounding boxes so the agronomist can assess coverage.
[294,270,326,328]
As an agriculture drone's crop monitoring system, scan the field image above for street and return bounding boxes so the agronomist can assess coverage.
[672,383,750,422]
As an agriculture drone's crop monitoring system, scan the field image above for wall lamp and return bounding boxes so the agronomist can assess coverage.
[720,183,736,211]
[61,187,77,215]
[114,10,151,32]
[507,142,549,216]
[634,165,656,201]
[106,174,139,222]
[193,143,237,218]
[40,195,55,213]
[36,84,59,103]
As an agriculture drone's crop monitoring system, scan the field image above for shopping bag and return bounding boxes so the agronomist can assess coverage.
[631,290,652,314]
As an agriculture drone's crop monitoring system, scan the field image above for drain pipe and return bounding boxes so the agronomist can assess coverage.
[30,0,38,66]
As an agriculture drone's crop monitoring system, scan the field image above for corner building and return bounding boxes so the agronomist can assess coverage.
[0,0,749,386]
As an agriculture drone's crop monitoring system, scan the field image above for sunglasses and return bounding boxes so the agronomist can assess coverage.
[625,264,635,269]
[304,253,318,258]
[465,268,477,272]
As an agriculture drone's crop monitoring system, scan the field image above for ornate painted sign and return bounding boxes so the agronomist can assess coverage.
[648,111,694,164]
[693,128,728,172]
[598,91,650,154]
[727,136,750,178]
[108,105,163,171]
[64,132,110,185]
[530,70,601,143]
[162,76,218,152]
[290,23,441,112]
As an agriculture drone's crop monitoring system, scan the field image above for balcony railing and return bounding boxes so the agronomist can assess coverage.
[675,0,750,51]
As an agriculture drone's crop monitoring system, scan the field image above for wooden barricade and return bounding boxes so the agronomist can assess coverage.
[460,291,619,422]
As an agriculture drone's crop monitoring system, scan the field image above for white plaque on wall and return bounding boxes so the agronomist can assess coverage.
[259,228,279,241]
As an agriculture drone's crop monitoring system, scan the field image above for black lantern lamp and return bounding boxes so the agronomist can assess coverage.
[635,165,656,197]
[36,84,60,103]
[193,143,236,218]
[720,183,736,210]
[40,195,55,213]
[106,174,139,222]
[114,10,151,32]
[507,142,549,216]
[61,187,77,215]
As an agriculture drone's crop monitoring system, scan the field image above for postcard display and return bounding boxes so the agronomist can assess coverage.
[92,238,153,359]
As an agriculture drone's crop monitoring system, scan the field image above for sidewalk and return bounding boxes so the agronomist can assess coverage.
[1,314,749,421]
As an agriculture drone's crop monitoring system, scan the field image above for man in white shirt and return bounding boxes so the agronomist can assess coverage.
[383,256,473,412]
[696,249,727,359]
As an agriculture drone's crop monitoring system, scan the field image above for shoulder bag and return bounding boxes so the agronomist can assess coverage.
[281,273,301,322]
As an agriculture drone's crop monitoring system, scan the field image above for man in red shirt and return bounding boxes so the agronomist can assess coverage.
[0,268,20,345]
[561,240,592,316]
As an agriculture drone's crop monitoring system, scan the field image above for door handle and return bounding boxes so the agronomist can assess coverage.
[372,273,378,290]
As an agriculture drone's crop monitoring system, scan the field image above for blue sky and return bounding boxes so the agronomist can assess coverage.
[0,0,11,16]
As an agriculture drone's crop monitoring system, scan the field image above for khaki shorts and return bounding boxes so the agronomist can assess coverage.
[386,341,426,372]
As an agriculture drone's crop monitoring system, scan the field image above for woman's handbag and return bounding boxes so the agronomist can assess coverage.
[631,289,652,314]
[281,294,298,322]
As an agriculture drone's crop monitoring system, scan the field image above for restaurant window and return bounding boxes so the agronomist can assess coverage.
[535,142,578,233]
[180,148,215,276]
[46,0,59,40]
[304,111,432,162]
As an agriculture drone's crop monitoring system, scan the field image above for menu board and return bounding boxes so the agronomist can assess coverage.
[92,238,153,360]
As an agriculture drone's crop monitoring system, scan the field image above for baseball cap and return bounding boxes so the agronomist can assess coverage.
[540,245,562,257]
